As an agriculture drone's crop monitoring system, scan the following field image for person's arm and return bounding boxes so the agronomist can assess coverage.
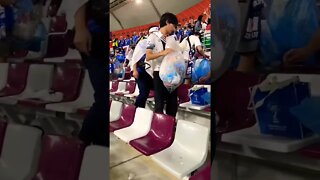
[74,2,91,55]
[145,49,170,61]
[284,30,320,64]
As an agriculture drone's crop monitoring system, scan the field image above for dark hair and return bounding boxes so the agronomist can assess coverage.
[197,15,203,22]
[160,12,178,28]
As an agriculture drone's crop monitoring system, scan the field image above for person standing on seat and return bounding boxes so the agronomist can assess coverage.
[73,0,107,147]
[145,12,179,118]
[130,26,158,108]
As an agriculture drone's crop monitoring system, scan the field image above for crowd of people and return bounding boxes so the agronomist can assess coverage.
[110,8,211,118]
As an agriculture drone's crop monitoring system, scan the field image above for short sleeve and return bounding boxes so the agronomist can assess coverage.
[193,36,202,47]
[146,35,156,50]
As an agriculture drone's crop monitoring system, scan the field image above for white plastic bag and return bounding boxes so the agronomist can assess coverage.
[159,39,186,93]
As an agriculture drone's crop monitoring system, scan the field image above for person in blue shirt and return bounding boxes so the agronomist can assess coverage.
[176,24,184,42]
[125,34,131,46]
[132,32,139,44]
[73,0,107,147]
[118,36,125,48]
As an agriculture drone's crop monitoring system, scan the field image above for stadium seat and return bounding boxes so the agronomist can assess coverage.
[214,70,263,136]
[109,104,136,132]
[0,64,54,105]
[0,63,29,98]
[45,70,94,113]
[18,63,82,108]
[0,124,43,180]
[129,113,175,156]
[299,143,320,159]
[177,84,191,104]
[78,145,108,180]
[110,101,123,122]
[151,120,209,179]
[110,81,128,95]
[0,63,8,90]
[124,85,139,98]
[189,163,211,180]
[32,135,85,180]
[115,81,136,96]
[110,81,119,93]
[46,33,70,58]
[0,121,7,156]
[114,108,153,143]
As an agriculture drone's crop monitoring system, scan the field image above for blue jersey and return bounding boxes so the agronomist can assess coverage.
[125,38,131,46]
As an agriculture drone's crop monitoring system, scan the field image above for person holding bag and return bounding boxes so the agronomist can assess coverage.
[145,12,179,117]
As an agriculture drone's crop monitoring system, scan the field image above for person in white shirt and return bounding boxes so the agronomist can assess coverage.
[145,12,179,117]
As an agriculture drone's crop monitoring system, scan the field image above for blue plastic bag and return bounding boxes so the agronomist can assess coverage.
[291,97,320,134]
[260,0,320,66]
[192,58,211,84]
[190,87,208,106]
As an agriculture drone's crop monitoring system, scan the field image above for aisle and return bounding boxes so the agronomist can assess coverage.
[109,134,180,180]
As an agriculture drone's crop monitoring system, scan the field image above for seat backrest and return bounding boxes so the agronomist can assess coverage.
[174,120,209,160]
[178,84,191,104]
[189,162,211,180]
[133,84,140,95]
[120,104,136,122]
[0,121,7,156]
[0,63,9,90]
[4,63,29,92]
[1,124,42,180]
[111,81,119,92]
[130,108,153,129]
[51,64,83,101]
[117,82,127,92]
[78,145,108,180]
[76,71,94,105]
[126,81,136,94]
[110,101,123,121]
[25,64,54,92]
[109,81,112,90]
[46,34,69,58]
[151,113,176,143]
[33,135,85,180]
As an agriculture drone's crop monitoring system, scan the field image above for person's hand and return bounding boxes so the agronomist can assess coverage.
[0,0,16,6]
[133,70,139,79]
[74,28,92,55]
[161,48,174,56]
[199,76,208,83]
[283,47,312,65]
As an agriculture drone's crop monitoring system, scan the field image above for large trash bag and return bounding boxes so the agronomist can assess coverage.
[192,58,211,84]
[159,41,186,93]
[260,0,320,66]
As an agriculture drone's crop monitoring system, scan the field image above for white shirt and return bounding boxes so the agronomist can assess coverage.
[145,31,177,78]
[57,0,88,30]
[179,35,202,60]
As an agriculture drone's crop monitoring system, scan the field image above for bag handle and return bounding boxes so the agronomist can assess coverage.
[248,76,300,110]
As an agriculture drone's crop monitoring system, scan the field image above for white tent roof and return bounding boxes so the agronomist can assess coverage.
[110,0,201,31]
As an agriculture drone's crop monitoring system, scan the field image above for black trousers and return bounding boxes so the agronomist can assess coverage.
[153,71,178,117]
[135,71,153,108]
[79,54,108,147]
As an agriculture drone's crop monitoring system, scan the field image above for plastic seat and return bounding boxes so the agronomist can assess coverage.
[129,113,176,156]
[299,143,320,159]
[32,135,85,180]
[189,163,211,180]
[18,63,82,107]
[45,70,94,113]
[0,124,43,180]
[214,70,263,136]
[110,81,119,93]
[124,85,139,98]
[151,120,209,179]
[0,63,9,90]
[0,64,54,105]
[0,63,29,98]
[110,81,128,95]
[115,81,136,96]
[46,33,69,58]
[0,121,7,156]
[178,84,191,104]
[109,104,136,132]
[110,101,123,122]
[78,145,108,180]
[114,108,153,143]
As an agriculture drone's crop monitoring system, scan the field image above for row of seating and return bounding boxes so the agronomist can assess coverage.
[0,121,107,180]
[0,63,94,116]
[109,100,210,179]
